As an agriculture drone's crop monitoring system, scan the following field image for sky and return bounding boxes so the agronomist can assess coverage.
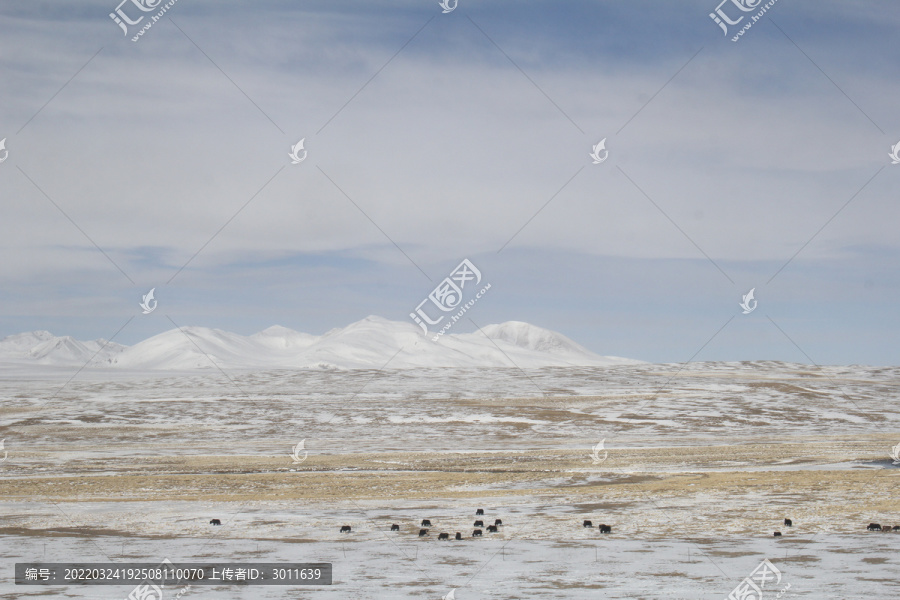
[0,0,898,365]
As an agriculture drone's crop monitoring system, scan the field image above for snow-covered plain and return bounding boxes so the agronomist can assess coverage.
[2,522,899,599]
[1,351,899,598]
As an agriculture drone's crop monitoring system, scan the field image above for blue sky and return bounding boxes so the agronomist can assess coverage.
[0,0,898,364]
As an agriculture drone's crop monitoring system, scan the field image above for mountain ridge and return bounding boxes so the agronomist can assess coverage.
[0,316,641,370]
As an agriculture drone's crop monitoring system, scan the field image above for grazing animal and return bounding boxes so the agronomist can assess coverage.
[340,525,351,533]
[486,525,498,533]
[583,520,593,528]
[774,531,782,537]
[894,526,900,531]
[419,529,429,537]
[390,524,400,531]
[599,524,611,534]
[455,532,462,540]
[209,519,221,526]
[476,509,484,516]
[473,529,482,537]
[784,518,792,527]
[867,523,882,531]
[474,520,484,527]
[421,519,432,527]
[438,533,450,540]
[494,519,503,526]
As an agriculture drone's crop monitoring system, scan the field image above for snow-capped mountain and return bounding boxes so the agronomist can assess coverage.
[0,317,640,370]
[0,331,126,365]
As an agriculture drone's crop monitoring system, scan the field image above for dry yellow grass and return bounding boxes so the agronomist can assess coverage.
[3,435,898,538]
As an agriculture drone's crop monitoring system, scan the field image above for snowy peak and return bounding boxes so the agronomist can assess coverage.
[111,326,271,370]
[0,318,641,370]
[474,321,593,355]
[0,331,126,365]
[250,326,317,351]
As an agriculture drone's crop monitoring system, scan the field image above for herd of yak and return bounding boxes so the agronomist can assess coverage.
[336,508,514,539]
[207,515,899,536]
[773,518,900,536]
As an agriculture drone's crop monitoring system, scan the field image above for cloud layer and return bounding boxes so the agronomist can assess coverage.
[1,0,897,364]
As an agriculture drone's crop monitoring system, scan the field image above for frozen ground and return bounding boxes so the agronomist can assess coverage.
[1,361,897,452]
[1,362,899,598]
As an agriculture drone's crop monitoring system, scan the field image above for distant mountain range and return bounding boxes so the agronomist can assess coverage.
[0,316,640,370]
